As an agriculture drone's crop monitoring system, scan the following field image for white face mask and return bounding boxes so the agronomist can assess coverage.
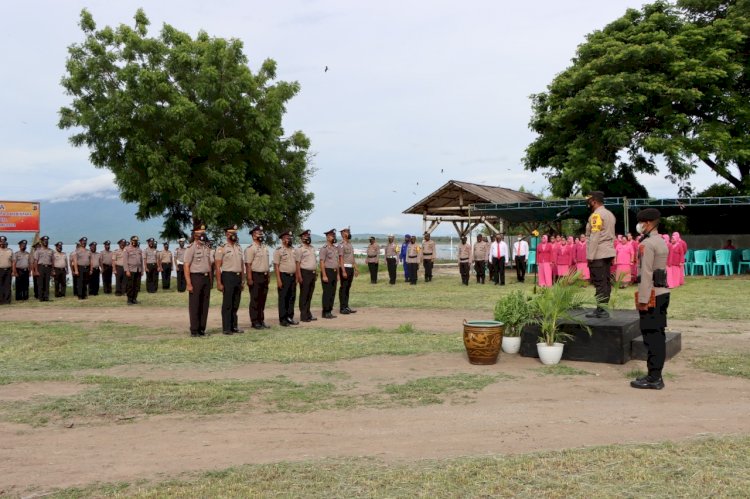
[636,222,645,235]
[517,237,522,241]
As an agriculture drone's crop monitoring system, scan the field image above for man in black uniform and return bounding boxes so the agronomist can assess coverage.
[630,208,670,390]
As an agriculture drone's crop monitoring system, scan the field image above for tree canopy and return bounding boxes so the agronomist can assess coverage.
[59,9,314,239]
[524,0,750,198]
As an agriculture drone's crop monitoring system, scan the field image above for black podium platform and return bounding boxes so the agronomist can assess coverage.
[520,308,680,364]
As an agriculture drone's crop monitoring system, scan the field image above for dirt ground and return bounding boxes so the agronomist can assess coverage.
[1,307,750,494]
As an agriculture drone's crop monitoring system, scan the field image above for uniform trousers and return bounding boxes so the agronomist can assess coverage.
[102,264,113,294]
[189,272,211,334]
[15,268,30,301]
[161,263,172,290]
[126,271,142,304]
[115,265,125,295]
[33,273,39,299]
[176,264,186,292]
[0,268,10,304]
[72,273,79,297]
[321,268,337,313]
[515,256,527,282]
[459,261,470,285]
[639,293,670,379]
[50,267,64,298]
[407,262,419,285]
[146,263,158,293]
[423,259,434,282]
[474,260,486,283]
[339,266,355,310]
[367,262,378,283]
[249,271,269,326]
[386,257,397,284]
[89,267,100,296]
[491,257,505,285]
[278,272,297,322]
[588,257,614,306]
[220,271,242,332]
[76,266,90,299]
[402,260,410,281]
[299,269,316,320]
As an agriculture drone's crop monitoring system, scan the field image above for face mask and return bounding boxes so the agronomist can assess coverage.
[635,223,645,235]
[332,237,337,244]
[517,237,522,241]
[303,237,311,244]
[229,234,238,242]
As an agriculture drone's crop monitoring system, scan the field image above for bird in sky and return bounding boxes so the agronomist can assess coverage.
[324,66,328,72]
[440,168,444,173]
[416,182,419,186]
[412,192,417,195]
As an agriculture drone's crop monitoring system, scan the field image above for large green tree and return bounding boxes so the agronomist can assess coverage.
[524,0,750,197]
[59,9,314,239]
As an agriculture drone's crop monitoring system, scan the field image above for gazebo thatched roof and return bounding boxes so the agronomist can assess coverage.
[403,180,540,216]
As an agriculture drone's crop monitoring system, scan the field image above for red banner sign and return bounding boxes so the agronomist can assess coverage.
[0,201,41,232]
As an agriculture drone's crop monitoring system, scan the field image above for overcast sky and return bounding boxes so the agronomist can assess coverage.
[1,0,719,235]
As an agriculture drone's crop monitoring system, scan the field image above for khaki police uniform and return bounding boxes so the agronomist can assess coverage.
[184,240,212,336]
[113,242,127,295]
[216,239,244,333]
[422,237,436,282]
[365,240,380,284]
[274,240,297,325]
[12,246,31,301]
[34,243,55,301]
[473,239,489,284]
[0,240,11,305]
[458,242,473,286]
[89,247,102,296]
[384,238,399,285]
[175,243,187,292]
[71,243,92,299]
[586,203,617,313]
[338,236,357,313]
[296,233,317,321]
[124,241,144,304]
[406,240,421,285]
[319,236,339,317]
[159,246,173,290]
[101,244,114,294]
[50,247,68,298]
[245,240,271,328]
[143,242,159,293]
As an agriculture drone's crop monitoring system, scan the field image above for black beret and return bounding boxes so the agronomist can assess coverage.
[636,208,661,222]
[587,191,605,202]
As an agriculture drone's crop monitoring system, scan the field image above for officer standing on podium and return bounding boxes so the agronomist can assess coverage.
[585,191,616,318]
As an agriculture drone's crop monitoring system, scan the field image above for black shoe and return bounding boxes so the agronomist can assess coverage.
[262,323,271,329]
[323,313,337,319]
[287,319,299,325]
[132,299,139,305]
[301,318,311,323]
[198,331,206,337]
[191,333,200,337]
[127,301,134,305]
[232,328,244,334]
[630,377,664,390]
[223,330,234,335]
[345,308,356,314]
[279,321,290,327]
[252,324,264,330]
[309,316,318,321]
[585,308,609,318]
[340,309,350,315]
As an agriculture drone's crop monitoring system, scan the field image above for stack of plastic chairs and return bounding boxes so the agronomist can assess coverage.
[691,250,712,276]
[684,249,695,276]
[712,250,733,276]
[527,250,537,274]
[736,249,750,274]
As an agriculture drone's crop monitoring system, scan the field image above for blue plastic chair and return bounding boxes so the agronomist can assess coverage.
[738,249,750,274]
[527,251,537,273]
[691,250,711,276]
[712,250,733,276]
[683,249,695,276]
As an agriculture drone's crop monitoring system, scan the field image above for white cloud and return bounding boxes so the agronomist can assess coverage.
[46,173,119,203]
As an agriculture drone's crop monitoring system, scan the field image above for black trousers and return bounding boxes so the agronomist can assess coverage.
[0,268,10,304]
[161,264,172,290]
[339,266,355,310]
[299,269,316,320]
[102,264,113,294]
[249,271,269,326]
[589,258,613,306]
[189,272,210,334]
[146,263,158,293]
[278,272,296,322]
[367,262,378,283]
[386,258,397,284]
[221,271,242,332]
[407,262,419,285]
[51,267,64,298]
[126,271,141,303]
[459,261,470,285]
[176,264,186,292]
[640,293,670,379]
[33,273,39,299]
[491,257,505,285]
[15,268,30,301]
[72,273,79,297]
[115,265,125,295]
[474,260,486,283]
[76,266,90,299]
[321,268,337,313]
[515,256,527,282]
[423,259,434,282]
[89,268,100,296]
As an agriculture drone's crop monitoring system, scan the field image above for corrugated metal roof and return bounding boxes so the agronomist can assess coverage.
[403,180,540,216]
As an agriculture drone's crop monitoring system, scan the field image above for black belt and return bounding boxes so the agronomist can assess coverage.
[423,253,433,256]
[222,271,242,276]
[281,272,295,276]
[252,271,269,275]
[301,268,317,273]
[79,265,90,269]
[39,264,52,267]
[191,272,210,276]
[460,258,469,261]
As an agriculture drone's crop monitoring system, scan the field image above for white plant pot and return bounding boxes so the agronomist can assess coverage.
[501,336,521,354]
[537,342,564,365]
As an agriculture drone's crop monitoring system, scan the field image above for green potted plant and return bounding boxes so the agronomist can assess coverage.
[531,272,591,365]
[494,290,534,354]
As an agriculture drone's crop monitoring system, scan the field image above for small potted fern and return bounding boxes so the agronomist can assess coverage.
[531,272,591,365]
[494,290,534,354]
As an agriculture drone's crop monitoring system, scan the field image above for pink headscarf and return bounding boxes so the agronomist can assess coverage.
[662,234,670,244]
[542,235,548,243]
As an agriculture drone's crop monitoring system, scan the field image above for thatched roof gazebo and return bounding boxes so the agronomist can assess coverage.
[403,180,541,237]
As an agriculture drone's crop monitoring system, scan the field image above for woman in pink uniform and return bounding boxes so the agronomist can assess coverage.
[575,234,589,279]
[615,236,634,287]
[672,232,687,285]
[627,233,638,281]
[667,233,685,288]
[550,235,560,282]
[557,237,575,277]
[537,235,553,287]
[662,234,675,288]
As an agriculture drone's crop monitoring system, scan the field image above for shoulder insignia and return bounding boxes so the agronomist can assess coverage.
[589,213,603,232]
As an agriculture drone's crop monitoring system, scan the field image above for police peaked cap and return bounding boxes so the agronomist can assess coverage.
[79,236,88,242]
[130,235,139,241]
[19,239,27,244]
[636,208,661,222]
[0,236,6,243]
[89,241,97,246]
[147,237,155,242]
[299,229,311,237]
[324,228,336,235]
[279,230,291,238]
[41,236,49,241]
[55,241,63,246]
[103,240,111,245]
[340,227,350,233]
[224,225,239,232]
[250,225,263,234]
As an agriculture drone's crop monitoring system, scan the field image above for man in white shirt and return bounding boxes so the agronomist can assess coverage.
[513,234,530,283]
[489,234,508,286]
